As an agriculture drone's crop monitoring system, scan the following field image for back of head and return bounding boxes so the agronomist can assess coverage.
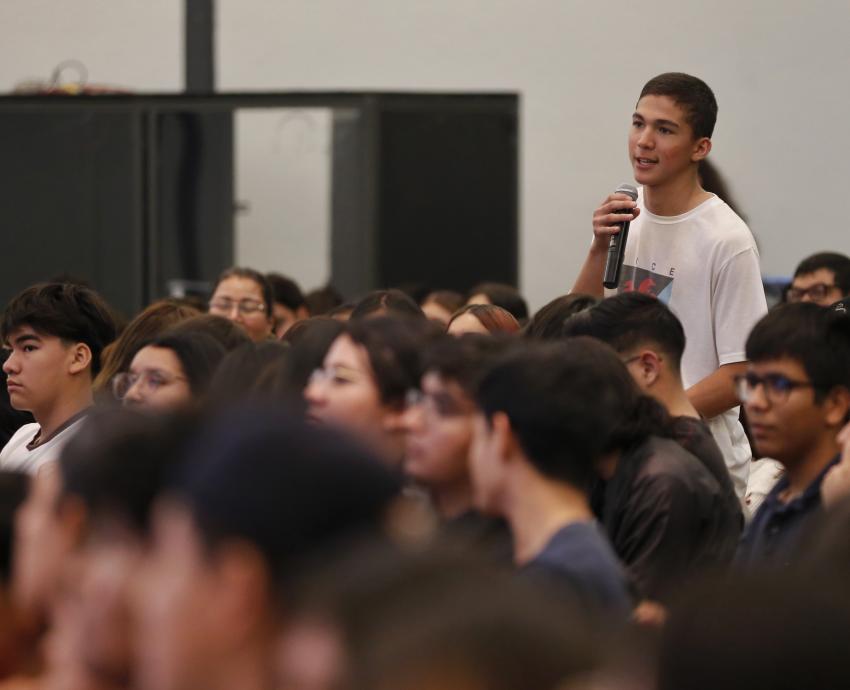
[475,339,648,488]
[562,292,686,373]
[206,340,290,405]
[793,251,850,295]
[448,304,520,335]
[346,316,440,408]
[421,290,464,313]
[467,282,528,322]
[304,285,344,316]
[524,294,599,340]
[171,407,402,584]
[350,290,425,321]
[94,299,201,394]
[422,333,514,398]
[1,282,118,376]
[58,408,195,536]
[266,273,305,311]
[144,331,227,398]
[745,302,850,395]
[276,317,346,393]
[639,72,717,140]
[168,313,252,352]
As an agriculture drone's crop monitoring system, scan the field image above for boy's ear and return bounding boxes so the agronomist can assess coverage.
[691,137,712,162]
[825,386,850,428]
[491,411,521,463]
[67,342,92,375]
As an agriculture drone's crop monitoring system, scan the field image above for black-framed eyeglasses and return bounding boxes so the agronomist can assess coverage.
[208,298,266,316]
[734,372,819,405]
[786,283,838,303]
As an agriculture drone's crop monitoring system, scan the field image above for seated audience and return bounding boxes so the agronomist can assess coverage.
[737,303,850,569]
[305,317,436,467]
[466,282,528,323]
[113,332,226,412]
[0,283,117,474]
[786,251,850,306]
[349,289,425,320]
[402,335,512,559]
[562,293,742,529]
[133,407,400,690]
[470,339,632,615]
[93,299,201,401]
[447,304,520,336]
[207,267,274,342]
[419,290,465,325]
[523,294,598,340]
[266,273,309,338]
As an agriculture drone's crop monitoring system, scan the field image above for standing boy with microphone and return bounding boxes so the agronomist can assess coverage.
[572,72,767,499]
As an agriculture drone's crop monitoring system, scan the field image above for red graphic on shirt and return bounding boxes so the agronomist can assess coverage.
[618,266,674,304]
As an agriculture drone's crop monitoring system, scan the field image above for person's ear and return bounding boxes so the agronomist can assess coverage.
[297,306,310,320]
[824,386,850,429]
[209,542,272,642]
[636,350,663,388]
[490,411,521,465]
[691,137,712,162]
[67,343,92,375]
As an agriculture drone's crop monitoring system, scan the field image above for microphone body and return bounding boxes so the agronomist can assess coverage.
[602,183,639,289]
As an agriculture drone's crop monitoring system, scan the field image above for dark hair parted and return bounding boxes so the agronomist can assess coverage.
[467,282,528,322]
[345,316,441,408]
[142,331,227,398]
[745,303,850,400]
[639,72,718,140]
[59,409,196,535]
[1,282,118,376]
[524,294,599,340]
[475,338,670,489]
[448,304,520,335]
[793,252,850,296]
[561,292,686,372]
[213,267,274,318]
[350,290,425,321]
[266,273,306,311]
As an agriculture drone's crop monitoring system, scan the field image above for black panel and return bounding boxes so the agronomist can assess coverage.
[0,111,143,316]
[376,104,518,293]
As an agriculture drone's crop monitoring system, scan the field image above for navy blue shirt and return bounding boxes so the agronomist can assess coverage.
[737,454,840,569]
[522,521,632,616]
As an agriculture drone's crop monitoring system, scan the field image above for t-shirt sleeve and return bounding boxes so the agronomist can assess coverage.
[712,248,768,367]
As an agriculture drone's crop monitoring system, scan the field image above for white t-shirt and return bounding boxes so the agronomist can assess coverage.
[613,192,768,499]
[0,417,87,475]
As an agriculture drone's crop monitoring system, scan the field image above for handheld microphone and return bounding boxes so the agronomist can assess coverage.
[602,183,639,289]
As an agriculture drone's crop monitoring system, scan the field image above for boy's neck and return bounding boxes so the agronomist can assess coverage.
[33,383,93,442]
[505,465,594,566]
[781,434,842,500]
[642,169,712,217]
[432,481,474,521]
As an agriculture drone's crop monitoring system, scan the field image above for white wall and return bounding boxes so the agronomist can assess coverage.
[3,1,850,308]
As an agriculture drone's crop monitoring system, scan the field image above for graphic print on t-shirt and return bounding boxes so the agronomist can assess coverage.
[617,265,674,304]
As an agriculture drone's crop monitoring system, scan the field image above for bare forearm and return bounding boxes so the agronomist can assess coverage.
[687,362,748,419]
[571,245,608,298]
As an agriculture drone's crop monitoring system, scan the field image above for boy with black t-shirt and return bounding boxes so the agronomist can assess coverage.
[0,283,116,474]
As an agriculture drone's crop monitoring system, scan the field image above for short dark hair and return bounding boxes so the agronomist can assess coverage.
[350,290,425,321]
[561,293,686,372]
[213,267,274,318]
[1,282,118,376]
[266,273,306,311]
[639,72,718,140]
[171,407,401,583]
[345,317,440,408]
[468,282,528,322]
[142,331,227,397]
[475,339,661,488]
[745,303,850,400]
[304,285,344,316]
[421,334,514,398]
[59,409,195,535]
[793,252,850,295]
[206,340,289,404]
[524,294,599,340]
[168,314,252,352]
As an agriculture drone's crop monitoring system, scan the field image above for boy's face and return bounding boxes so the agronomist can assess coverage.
[742,357,839,466]
[629,94,709,189]
[403,372,475,490]
[3,326,79,415]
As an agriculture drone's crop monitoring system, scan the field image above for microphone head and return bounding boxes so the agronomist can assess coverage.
[616,183,638,201]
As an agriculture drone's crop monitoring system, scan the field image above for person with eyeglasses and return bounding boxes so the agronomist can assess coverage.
[113,332,225,412]
[736,303,850,569]
[786,251,850,307]
[207,267,274,343]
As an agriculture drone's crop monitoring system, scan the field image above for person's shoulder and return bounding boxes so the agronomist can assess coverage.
[695,197,758,250]
[636,436,720,491]
[0,422,42,468]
